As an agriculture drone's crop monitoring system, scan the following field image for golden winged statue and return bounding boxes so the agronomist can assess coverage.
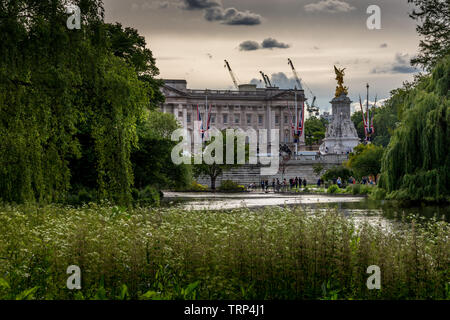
[334,65,349,97]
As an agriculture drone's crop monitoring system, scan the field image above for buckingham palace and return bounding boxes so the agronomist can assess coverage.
[160,80,307,150]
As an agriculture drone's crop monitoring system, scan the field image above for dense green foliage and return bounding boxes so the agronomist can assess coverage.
[380,55,450,202]
[304,116,327,146]
[0,0,178,205]
[132,111,191,191]
[218,180,246,192]
[322,166,353,182]
[0,204,448,300]
[346,144,384,179]
[351,105,399,148]
[408,0,450,70]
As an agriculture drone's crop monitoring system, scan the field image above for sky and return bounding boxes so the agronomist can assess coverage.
[103,0,422,113]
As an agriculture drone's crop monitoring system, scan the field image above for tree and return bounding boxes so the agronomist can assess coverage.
[322,166,353,182]
[0,0,163,205]
[132,111,191,191]
[380,54,450,201]
[304,116,326,146]
[408,0,450,70]
[351,111,367,142]
[313,163,325,177]
[408,0,450,71]
[351,100,401,148]
[346,144,384,179]
[192,130,249,190]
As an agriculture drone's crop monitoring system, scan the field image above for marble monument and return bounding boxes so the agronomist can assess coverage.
[319,67,360,155]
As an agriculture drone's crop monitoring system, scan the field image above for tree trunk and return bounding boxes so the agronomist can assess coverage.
[210,175,217,191]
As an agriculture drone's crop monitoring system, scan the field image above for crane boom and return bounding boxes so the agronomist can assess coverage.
[288,58,320,116]
[260,71,269,87]
[224,60,239,89]
[265,74,272,87]
[288,58,303,90]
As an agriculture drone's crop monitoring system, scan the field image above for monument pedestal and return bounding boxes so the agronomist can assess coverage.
[320,93,360,155]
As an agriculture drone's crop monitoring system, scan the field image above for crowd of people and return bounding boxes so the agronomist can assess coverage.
[247,174,379,193]
[247,177,310,193]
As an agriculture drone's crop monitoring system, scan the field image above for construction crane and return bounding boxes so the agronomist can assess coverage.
[288,58,320,116]
[265,74,272,87]
[288,58,303,91]
[260,71,272,88]
[260,71,268,87]
[224,60,239,89]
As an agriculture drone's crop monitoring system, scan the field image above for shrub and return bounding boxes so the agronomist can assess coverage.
[327,184,340,194]
[370,187,387,200]
[218,180,246,192]
[322,166,353,182]
[189,181,209,192]
[67,188,97,205]
[136,186,160,207]
[351,184,361,195]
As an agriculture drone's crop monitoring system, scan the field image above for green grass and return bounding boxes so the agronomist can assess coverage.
[0,204,448,300]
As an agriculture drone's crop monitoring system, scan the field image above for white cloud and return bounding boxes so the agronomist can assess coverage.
[305,0,356,13]
[351,98,388,114]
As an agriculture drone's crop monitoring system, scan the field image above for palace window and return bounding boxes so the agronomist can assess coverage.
[187,114,191,123]
[284,115,289,124]
[258,115,263,125]
[235,114,240,124]
[223,114,228,124]
[275,115,280,124]
[247,114,252,124]
[211,113,216,124]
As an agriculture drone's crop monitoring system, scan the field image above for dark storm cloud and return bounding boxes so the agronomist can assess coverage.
[182,0,221,10]
[371,53,418,74]
[239,38,290,51]
[261,38,290,49]
[304,0,355,13]
[204,7,262,25]
[239,40,261,51]
[181,0,262,25]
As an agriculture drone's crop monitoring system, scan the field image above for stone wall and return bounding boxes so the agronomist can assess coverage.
[196,154,348,188]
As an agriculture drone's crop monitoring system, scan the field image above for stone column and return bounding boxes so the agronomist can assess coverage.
[173,105,179,124]
[182,106,187,129]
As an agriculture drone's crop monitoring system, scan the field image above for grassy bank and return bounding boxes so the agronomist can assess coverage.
[0,204,448,300]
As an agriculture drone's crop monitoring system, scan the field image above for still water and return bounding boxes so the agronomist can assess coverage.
[163,192,450,224]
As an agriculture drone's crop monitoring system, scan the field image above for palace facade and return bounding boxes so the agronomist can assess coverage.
[160,80,306,150]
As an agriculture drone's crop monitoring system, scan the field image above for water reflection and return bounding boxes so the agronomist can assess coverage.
[163,192,450,224]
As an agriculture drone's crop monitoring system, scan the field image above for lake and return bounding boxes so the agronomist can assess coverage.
[163,192,450,225]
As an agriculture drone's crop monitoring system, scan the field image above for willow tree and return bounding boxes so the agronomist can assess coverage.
[380,55,449,201]
[0,0,154,205]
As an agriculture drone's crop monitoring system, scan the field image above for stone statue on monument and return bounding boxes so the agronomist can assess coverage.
[320,66,360,155]
[334,66,349,97]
